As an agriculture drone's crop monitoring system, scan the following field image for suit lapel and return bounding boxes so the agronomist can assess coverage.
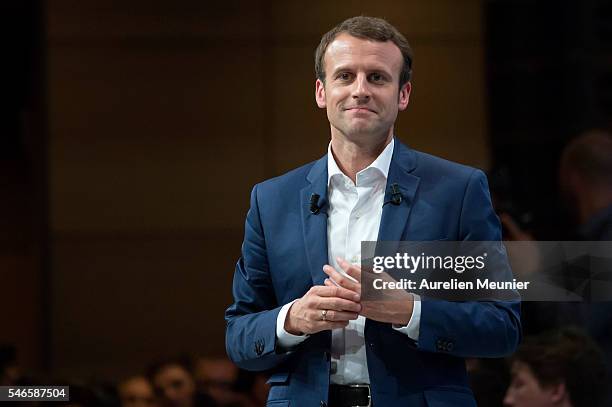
[377,141,421,242]
[300,156,329,285]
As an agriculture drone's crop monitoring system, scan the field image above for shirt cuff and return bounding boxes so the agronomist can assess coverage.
[392,294,421,341]
[276,299,309,349]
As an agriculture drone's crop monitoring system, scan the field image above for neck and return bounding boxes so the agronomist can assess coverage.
[330,130,393,183]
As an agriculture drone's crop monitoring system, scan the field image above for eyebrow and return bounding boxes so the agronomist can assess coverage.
[330,65,393,77]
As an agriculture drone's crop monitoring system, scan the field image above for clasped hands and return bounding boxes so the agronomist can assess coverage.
[284,257,415,336]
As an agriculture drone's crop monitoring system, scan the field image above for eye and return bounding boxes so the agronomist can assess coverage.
[369,73,385,83]
[337,72,352,81]
[509,378,524,389]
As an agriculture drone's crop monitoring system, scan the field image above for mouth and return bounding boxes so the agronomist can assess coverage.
[344,106,376,114]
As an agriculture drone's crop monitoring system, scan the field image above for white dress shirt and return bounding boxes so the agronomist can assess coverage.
[276,138,421,384]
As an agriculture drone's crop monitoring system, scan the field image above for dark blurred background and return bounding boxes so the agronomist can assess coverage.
[1,0,612,402]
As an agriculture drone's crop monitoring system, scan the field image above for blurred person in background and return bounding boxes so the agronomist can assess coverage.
[147,355,217,407]
[559,130,612,240]
[195,357,238,403]
[195,357,263,407]
[466,357,511,407]
[118,375,158,407]
[46,382,115,407]
[0,344,40,389]
[559,129,612,406]
[494,131,612,340]
[500,129,612,242]
[0,345,20,386]
[501,130,612,403]
[247,374,269,407]
[503,327,607,407]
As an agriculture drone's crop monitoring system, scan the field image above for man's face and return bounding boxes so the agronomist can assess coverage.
[119,377,157,407]
[152,365,195,407]
[194,358,238,404]
[504,362,565,407]
[315,33,411,144]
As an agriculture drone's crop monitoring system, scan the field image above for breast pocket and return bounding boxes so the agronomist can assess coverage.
[266,372,291,405]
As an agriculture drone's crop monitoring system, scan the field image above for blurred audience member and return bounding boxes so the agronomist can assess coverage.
[119,375,157,407]
[559,129,612,240]
[467,357,510,407]
[0,345,20,386]
[495,128,612,242]
[504,327,607,407]
[248,374,269,407]
[493,131,612,336]
[195,357,238,403]
[46,382,115,407]
[195,357,267,407]
[560,130,612,406]
[147,355,216,407]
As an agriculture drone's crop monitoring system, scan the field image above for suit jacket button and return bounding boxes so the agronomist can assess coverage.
[447,341,454,351]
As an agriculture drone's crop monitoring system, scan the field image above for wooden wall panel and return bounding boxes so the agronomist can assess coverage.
[270,45,330,174]
[49,46,265,232]
[47,0,266,379]
[398,43,489,169]
[51,234,236,379]
[47,1,264,41]
[268,0,482,39]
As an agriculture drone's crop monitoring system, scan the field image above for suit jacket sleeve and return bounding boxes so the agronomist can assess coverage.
[416,169,522,357]
[225,184,292,371]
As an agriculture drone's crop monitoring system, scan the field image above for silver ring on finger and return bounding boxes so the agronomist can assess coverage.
[321,309,328,321]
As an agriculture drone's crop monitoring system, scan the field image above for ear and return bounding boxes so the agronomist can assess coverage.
[398,81,411,111]
[315,78,327,108]
[549,382,567,404]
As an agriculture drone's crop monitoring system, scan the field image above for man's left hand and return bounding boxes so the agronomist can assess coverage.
[323,258,414,326]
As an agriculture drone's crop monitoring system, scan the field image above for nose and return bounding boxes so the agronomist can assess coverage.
[351,73,371,101]
[502,390,514,406]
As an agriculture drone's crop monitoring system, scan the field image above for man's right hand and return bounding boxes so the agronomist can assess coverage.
[284,285,361,335]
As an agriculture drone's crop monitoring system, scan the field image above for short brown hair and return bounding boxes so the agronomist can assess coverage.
[314,16,413,87]
[513,327,607,407]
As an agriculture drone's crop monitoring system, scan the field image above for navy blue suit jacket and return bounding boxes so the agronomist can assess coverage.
[225,140,521,406]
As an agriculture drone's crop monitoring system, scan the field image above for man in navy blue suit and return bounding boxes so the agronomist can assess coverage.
[225,16,521,406]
